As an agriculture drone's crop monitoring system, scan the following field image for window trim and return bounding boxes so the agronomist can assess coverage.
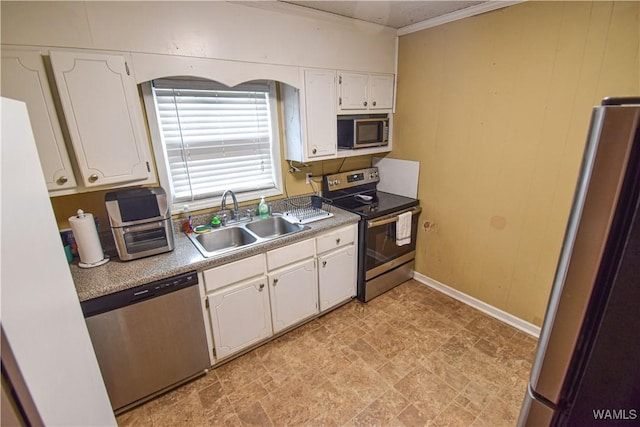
[141,80,283,214]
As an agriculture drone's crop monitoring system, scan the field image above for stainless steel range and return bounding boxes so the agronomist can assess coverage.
[323,167,421,302]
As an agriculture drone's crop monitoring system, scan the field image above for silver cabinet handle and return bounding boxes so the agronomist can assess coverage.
[56,176,68,185]
[363,101,368,107]
[258,283,265,291]
[88,174,99,183]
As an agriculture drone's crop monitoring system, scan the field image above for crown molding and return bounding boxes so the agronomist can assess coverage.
[397,1,524,36]
[236,1,396,32]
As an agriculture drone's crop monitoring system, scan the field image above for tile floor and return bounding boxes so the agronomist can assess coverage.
[117,279,537,426]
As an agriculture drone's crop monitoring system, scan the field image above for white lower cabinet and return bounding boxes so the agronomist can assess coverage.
[316,224,358,311]
[202,224,358,364]
[318,245,357,311]
[269,258,318,333]
[208,275,272,360]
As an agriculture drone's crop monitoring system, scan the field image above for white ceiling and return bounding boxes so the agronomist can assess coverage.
[281,1,488,29]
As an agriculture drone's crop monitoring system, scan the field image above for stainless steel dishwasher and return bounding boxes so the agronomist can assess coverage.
[81,270,210,413]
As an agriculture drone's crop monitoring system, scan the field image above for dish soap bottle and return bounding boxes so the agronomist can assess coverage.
[258,197,269,219]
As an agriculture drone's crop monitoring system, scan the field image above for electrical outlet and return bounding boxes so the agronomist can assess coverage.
[306,173,312,184]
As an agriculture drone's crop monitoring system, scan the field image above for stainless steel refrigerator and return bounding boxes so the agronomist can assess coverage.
[519,97,640,426]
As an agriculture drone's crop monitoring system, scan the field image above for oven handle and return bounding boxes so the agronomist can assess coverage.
[367,206,421,228]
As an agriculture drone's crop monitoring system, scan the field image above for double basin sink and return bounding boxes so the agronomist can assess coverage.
[187,216,309,258]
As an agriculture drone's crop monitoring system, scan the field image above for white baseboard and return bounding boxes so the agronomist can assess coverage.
[413,272,541,338]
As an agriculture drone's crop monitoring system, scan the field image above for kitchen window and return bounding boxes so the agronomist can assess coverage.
[143,78,282,211]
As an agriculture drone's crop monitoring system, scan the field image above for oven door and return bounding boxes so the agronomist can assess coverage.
[365,206,421,280]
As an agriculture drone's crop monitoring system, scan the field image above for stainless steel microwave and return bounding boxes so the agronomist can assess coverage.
[337,114,389,149]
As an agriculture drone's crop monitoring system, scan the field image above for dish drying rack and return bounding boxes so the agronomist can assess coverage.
[280,195,333,224]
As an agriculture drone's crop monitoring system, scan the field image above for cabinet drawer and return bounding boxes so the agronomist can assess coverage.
[266,238,315,271]
[203,254,265,293]
[316,225,355,254]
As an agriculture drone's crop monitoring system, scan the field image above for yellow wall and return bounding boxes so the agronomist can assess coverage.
[393,1,639,325]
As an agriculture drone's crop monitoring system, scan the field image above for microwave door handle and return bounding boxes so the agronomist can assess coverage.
[367,206,422,228]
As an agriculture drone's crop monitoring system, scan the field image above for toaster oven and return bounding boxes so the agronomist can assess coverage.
[105,187,174,261]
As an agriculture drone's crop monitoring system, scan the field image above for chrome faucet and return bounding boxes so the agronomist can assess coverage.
[220,189,239,220]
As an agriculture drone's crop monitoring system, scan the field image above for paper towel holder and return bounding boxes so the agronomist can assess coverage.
[79,257,110,269]
[71,209,110,269]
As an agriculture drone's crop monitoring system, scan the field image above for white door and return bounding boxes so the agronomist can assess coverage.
[339,72,369,110]
[369,74,395,110]
[269,258,318,333]
[49,51,152,187]
[303,69,337,159]
[318,245,357,311]
[1,50,77,191]
[208,276,272,360]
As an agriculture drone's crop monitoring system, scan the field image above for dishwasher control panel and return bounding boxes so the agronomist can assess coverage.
[81,270,198,317]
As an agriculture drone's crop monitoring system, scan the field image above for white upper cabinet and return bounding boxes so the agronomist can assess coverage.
[368,74,395,110]
[338,72,394,113]
[1,49,77,191]
[338,72,369,110]
[49,51,153,188]
[283,69,337,162]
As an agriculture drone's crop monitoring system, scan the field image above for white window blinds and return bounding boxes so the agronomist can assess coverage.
[151,78,277,204]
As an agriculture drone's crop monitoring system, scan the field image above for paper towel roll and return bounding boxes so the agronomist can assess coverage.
[69,209,106,267]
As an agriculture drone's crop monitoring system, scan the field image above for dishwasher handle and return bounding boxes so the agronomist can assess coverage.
[81,270,198,318]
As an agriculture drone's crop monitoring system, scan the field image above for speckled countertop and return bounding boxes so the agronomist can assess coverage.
[71,208,360,302]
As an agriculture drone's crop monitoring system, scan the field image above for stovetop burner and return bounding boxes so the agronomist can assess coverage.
[323,167,418,219]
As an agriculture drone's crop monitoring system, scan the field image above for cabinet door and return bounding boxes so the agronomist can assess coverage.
[1,49,77,190]
[49,51,152,187]
[303,69,336,159]
[318,245,356,311]
[208,276,272,360]
[269,259,318,333]
[369,74,394,110]
[339,72,369,110]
